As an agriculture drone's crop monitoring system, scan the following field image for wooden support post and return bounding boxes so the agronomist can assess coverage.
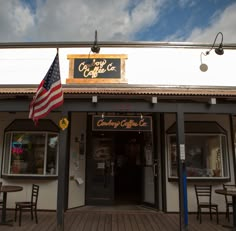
[57,115,69,231]
[176,109,188,231]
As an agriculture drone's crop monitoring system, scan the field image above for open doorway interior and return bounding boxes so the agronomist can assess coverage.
[114,131,144,204]
[86,128,154,206]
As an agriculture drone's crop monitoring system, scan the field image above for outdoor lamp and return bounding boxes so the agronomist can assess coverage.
[91,30,100,53]
[199,32,224,72]
[206,32,224,56]
[200,52,208,72]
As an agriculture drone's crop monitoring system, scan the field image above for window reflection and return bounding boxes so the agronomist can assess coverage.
[3,132,58,176]
[168,134,229,178]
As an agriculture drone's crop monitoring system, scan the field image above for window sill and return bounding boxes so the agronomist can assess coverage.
[1,174,58,180]
[168,177,230,183]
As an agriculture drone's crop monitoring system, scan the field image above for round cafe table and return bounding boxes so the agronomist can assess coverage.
[0,185,23,226]
[215,189,236,231]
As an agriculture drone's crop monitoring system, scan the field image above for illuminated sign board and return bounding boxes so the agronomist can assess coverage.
[92,116,152,131]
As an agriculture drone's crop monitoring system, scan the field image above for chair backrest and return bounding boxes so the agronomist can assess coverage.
[223,184,236,203]
[31,184,39,206]
[195,185,212,205]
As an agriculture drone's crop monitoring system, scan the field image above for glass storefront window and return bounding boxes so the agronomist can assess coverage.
[3,132,58,176]
[167,121,230,179]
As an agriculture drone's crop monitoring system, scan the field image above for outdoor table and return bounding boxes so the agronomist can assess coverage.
[215,189,236,231]
[0,185,23,226]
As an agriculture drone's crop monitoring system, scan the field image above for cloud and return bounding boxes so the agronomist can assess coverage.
[0,0,235,43]
[0,0,165,42]
[185,2,236,43]
[0,1,34,41]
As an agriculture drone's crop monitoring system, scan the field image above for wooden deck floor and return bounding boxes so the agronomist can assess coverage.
[0,206,232,231]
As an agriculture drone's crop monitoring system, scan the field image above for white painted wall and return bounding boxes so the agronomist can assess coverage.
[68,112,86,208]
[0,47,235,87]
[164,113,235,212]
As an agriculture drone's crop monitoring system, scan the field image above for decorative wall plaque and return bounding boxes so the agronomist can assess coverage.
[66,54,128,84]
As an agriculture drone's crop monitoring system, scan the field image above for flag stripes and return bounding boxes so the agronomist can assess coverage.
[29,53,63,123]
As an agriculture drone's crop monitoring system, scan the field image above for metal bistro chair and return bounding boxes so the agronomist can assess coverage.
[194,185,219,224]
[223,184,236,222]
[15,184,39,226]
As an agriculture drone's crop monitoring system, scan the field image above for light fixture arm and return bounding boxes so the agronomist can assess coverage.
[205,32,224,55]
[200,52,207,63]
[91,30,100,53]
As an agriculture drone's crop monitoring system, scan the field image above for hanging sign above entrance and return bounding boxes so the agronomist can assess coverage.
[66,54,128,84]
[92,115,152,131]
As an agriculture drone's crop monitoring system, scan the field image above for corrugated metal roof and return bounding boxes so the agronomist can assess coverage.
[0,85,236,97]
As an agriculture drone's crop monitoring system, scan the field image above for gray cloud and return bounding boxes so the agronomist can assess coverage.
[0,0,235,43]
[0,0,165,42]
[185,3,236,43]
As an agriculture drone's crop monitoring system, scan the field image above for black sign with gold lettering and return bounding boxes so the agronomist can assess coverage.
[66,54,127,84]
[74,58,120,79]
[92,116,152,131]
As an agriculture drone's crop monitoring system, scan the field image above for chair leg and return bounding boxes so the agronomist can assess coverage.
[31,207,34,220]
[199,208,202,224]
[226,206,230,222]
[19,208,22,226]
[210,207,212,220]
[15,205,18,222]
[216,207,219,224]
[34,206,38,224]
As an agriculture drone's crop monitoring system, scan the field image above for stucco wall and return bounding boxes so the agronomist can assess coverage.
[0,47,236,87]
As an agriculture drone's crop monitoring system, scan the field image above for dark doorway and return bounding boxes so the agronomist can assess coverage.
[86,131,144,205]
[114,131,144,204]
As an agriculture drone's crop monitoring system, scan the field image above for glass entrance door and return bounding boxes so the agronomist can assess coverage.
[86,131,157,207]
[142,132,156,206]
[86,136,115,205]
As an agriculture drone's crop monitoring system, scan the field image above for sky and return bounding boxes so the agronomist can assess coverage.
[0,0,236,44]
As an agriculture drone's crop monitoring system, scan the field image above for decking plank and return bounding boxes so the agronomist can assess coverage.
[124,213,133,231]
[0,209,232,231]
[111,213,119,231]
[129,214,140,231]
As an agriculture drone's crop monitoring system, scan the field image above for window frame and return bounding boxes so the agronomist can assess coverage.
[166,121,230,181]
[2,129,59,179]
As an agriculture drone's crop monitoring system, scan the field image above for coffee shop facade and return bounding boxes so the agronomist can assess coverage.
[1,42,236,214]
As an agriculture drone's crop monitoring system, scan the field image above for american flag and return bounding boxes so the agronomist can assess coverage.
[29,53,64,123]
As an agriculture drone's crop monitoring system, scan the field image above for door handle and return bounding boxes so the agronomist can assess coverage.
[153,163,158,177]
[111,162,115,176]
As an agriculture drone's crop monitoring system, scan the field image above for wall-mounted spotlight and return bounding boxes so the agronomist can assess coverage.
[92,96,98,103]
[208,98,216,105]
[91,30,100,54]
[199,32,224,72]
[200,52,208,72]
[152,96,158,104]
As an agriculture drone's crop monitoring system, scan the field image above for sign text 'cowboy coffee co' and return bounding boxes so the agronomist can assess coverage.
[92,116,152,131]
[66,54,127,84]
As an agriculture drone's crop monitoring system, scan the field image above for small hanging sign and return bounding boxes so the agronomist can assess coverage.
[59,117,69,130]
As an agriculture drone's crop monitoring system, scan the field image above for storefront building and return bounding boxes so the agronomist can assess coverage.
[1,42,236,223]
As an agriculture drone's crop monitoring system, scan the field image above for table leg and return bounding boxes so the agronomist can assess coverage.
[0,192,13,226]
[222,196,236,231]
[233,196,236,230]
[1,192,7,223]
